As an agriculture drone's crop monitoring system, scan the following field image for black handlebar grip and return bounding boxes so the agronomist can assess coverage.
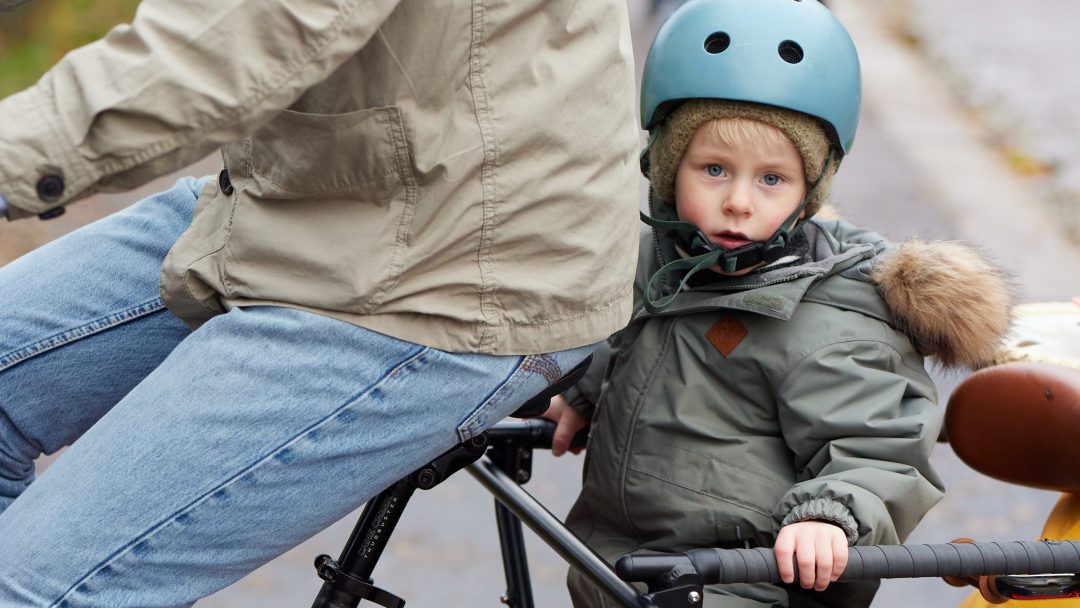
[840,541,1080,582]
[484,419,590,451]
[616,541,1080,586]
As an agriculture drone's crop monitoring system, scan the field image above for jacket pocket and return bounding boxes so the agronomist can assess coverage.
[221,105,418,312]
[249,105,414,197]
[624,437,787,546]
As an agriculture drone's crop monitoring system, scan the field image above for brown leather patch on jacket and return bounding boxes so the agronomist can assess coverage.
[706,315,747,357]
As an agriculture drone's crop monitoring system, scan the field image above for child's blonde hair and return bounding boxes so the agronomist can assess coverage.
[703,117,800,159]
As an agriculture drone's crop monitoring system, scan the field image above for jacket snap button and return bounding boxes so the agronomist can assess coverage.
[36,174,65,202]
[218,169,235,195]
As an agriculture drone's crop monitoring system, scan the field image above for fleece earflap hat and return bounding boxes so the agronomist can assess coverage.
[647,99,836,217]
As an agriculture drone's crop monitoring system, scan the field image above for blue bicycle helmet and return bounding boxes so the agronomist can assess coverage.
[641,0,861,155]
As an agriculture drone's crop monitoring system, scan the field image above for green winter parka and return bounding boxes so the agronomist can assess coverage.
[563,206,1013,607]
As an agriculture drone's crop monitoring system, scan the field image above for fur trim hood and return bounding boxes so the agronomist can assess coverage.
[872,240,1014,369]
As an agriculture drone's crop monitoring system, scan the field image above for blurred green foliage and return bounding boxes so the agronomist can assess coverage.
[0,0,140,96]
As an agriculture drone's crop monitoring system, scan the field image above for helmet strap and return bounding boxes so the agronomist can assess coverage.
[640,150,834,313]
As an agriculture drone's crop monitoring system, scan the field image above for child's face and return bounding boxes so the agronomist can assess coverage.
[674,119,807,276]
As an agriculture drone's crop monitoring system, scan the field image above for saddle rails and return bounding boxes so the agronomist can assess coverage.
[944,300,1080,605]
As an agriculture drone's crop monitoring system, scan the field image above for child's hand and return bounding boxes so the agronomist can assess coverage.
[539,395,587,456]
[774,520,848,592]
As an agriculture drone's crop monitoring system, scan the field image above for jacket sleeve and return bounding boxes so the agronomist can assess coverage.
[0,0,404,219]
[773,338,946,545]
[562,340,613,420]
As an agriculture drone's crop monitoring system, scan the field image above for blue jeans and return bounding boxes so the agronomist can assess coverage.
[0,177,594,607]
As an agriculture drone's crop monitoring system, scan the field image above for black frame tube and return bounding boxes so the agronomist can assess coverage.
[495,500,536,608]
[467,459,651,608]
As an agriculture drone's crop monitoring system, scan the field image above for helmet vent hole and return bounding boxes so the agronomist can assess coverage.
[778,40,804,64]
[704,32,730,54]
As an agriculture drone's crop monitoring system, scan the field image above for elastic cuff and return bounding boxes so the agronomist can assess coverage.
[781,498,859,544]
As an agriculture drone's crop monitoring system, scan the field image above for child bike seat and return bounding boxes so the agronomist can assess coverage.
[945,362,1080,493]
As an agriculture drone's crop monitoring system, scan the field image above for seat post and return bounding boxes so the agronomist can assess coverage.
[311,436,489,608]
[340,481,418,577]
[311,480,416,608]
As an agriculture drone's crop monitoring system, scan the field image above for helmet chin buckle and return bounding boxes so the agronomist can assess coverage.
[762,233,788,260]
[686,229,790,275]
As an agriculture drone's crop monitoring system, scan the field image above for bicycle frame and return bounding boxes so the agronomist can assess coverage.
[308,419,677,608]
[309,418,1080,608]
[467,457,660,608]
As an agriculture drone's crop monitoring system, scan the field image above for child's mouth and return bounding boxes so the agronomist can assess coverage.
[711,232,751,249]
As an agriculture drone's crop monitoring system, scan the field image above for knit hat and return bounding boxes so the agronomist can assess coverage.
[647,99,836,217]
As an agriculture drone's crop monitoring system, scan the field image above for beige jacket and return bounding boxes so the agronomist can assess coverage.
[0,0,641,354]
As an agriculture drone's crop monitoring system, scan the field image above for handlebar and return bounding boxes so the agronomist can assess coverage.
[616,541,1080,586]
[486,418,589,451]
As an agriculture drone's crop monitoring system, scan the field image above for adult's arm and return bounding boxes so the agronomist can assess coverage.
[0,0,403,219]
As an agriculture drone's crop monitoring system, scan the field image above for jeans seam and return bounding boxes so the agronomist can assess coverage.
[455,355,525,442]
[0,404,42,469]
[0,299,166,373]
[48,344,431,608]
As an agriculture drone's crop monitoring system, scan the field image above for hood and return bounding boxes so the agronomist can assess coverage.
[808,217,1014,369]
[643,199,1014,369]
[871,239,1014,370]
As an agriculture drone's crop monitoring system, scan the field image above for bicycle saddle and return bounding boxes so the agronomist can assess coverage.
[945,362,1080,492]
[509,354,592,419]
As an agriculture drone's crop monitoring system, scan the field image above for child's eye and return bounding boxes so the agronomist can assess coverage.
[705,164,724,177]
[761,173,782,186]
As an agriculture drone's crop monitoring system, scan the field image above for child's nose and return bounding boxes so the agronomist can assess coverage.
[722,180,754,216]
